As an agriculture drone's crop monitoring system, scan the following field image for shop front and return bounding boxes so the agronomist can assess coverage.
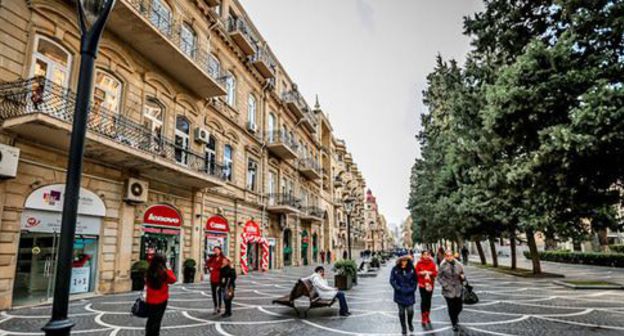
[13,184,106,307]
[301,230,309,266]
[140,204,182,277]
[240,220,269,274]
[204,215,229,275]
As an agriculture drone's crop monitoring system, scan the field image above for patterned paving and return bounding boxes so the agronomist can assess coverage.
[2,260,624,335]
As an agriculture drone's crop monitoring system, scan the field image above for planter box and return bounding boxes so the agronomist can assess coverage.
[334,274,353,290]
[131,273,145,291]
[183,268,196,284]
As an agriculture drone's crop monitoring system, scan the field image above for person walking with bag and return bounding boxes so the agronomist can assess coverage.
[389,256,417,335]
[416,250,437,327]
[206,246,224,314]
[438,249,465,332]
[145,255,176,336]
[219,257,236,318]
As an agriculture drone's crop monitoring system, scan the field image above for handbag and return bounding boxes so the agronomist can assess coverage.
[462,282,479,305]
[224,285,235,300]
[131,289,149,318]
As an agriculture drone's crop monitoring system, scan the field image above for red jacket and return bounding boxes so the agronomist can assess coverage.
[206,255,224,284]
[415,257,438,288]
[146,269,176,304]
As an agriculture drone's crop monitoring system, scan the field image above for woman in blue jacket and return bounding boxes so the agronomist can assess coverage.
[390,256,417,335]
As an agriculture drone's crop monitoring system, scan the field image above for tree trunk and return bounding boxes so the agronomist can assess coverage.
[597,228,610,252]
[475,239,486,265]
[510,233,517,270]
[489,237,498,267]
[526,228,542,274]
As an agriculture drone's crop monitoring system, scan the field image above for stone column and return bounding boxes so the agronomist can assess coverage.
[113,201,135,293]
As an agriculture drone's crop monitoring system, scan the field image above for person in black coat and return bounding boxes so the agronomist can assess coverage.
[219,257,236,318]
[390,256,417,335]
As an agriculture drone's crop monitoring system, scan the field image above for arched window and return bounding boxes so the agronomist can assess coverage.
[225,72,236,106]
[180,22,197,58]
[150,0,172,35]
[143,98,164,151]
[174,116,190,165]
[267,113,276,142]
[31,35,72,87]
[93,70,122,115]
[207,54,221,79]
[205,134,217,175]
[223,144,233,181]
[247,94,256,126]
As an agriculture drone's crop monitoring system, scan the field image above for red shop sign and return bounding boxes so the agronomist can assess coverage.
[243,220,261,237]
[143,204,182,227]
[206,215,229,233]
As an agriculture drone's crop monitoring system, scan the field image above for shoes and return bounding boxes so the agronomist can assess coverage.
[339,312,351,317]
[452,324,459,332]
[220,313,231,318]
[408,324,414,332]
[213,308,221,315]
[401,330,407,335]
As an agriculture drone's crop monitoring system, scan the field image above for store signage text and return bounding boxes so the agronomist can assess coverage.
[143,204,182,227]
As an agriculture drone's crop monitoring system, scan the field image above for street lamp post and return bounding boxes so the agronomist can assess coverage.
[343,197,354,260]
[42,1,115,335]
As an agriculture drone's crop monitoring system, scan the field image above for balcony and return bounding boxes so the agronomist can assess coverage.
[267,193,300,214]
[227,17,257,55]
[301,111,318,133]
[251,47,276,79]
[106,0,226,98]
[300,206,324,222]
[298,158,322,180]
[281,90,308,119]
[266,130,298,160]
[0,78,226,188]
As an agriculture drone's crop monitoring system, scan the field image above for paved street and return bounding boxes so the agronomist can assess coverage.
[2,260,624,335]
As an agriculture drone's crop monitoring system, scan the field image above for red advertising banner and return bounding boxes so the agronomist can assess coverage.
[143,204,182,227]
[243,220,261,237]
[206,215,229,233]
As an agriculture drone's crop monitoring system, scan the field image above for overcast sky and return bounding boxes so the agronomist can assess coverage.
[240,0,483,227]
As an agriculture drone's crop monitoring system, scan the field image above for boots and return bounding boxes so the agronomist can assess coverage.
[424,311,431,325]
[421,312,427,326]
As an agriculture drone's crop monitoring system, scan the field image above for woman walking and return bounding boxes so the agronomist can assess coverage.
[145,255,176,336]
[389,256,417,335]
[206,246,224,314]
[219,257,237,318]
[415,250,437,326]
[438,249,465,332]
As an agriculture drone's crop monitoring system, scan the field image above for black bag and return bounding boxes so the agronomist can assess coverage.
[131,296,149,318]
[462,282,479,305]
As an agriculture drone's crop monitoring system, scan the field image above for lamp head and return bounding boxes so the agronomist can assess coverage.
[80,0,108,27]
[343,197,355,214]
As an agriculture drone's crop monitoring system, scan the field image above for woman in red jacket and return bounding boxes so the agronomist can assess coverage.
[206,246,224,314]
[145,255,176,336]
[415,250,438,326]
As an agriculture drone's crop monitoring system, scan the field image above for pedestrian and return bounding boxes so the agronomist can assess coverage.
[219,257,236,318]
[343,250,348,260]
[415,250,437,327]
[461,245,469,264]
[389,256,417,335]
[320,250,325,264]
[307,266,350,316]
[145,254,176,336]
[436,246,445,265]
[438,249,465,332]
[206,246,224,314]
[327,250,332,264]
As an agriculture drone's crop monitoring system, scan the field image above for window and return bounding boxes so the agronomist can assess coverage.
[174,116,190,165]
[150,0,172,35]
[267,113,276,142]
[143,98,164,138]
[246,158,258,191]
[223,144,233,181]
[207,54,221,79]
[225,72,236,106]
[268,171,276,195]
[247,94,256,126]
[205,135,217,175]
[93,71,122,114]
[180,23,196,58]
[31,36,72,87]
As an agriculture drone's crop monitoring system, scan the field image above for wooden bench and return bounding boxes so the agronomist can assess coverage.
[272,278,336,317]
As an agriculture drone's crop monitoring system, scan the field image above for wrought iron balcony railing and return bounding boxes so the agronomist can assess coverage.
[281,90,309,113]
[304,206,325,219]
[267,193,301,208]
[298,157,322,173]
[266,130,299,151]
[0,77,227,181]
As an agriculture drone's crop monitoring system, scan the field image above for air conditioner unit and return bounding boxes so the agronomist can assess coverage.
[125,178,148,203]
[247,122,257,134]
[0,144,20,179]
[194,127,210,144]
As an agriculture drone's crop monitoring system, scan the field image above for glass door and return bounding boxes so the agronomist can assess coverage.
[13,232,58,306]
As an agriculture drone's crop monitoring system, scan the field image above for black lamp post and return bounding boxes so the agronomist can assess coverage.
[42,1,115,335]
[343,197,354,260]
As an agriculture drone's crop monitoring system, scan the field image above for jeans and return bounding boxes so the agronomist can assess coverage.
[145,301,167,336]
[398,304,414,332]
[445,296,463,326]
[419,287,433,313]
[335,291,349,314]
[211,283,222,309]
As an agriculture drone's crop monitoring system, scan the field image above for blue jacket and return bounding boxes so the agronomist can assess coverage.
[389,260,417,306]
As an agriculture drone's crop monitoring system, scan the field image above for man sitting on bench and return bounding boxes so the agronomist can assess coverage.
[306,266,351,316]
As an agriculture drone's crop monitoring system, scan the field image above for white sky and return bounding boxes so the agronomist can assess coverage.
[240,0,483,226]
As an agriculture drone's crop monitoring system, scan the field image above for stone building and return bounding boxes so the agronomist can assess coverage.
[401,216,414,249]
[0,0,382,309]
[364,189,393,252]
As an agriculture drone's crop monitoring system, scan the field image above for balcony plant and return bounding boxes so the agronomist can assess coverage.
[130,260,149,290]
[333,259,357,290]
[183,259,197,283]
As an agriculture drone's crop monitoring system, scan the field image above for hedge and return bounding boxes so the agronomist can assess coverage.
[610,244,624,254]
[523,251,624,267]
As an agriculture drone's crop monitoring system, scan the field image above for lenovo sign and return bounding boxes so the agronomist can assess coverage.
[206,215,229,233]
[143,204,182,227]
[243,220,261,237]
